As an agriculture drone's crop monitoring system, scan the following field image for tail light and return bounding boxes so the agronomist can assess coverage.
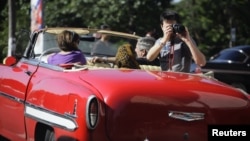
[86,95,99,129]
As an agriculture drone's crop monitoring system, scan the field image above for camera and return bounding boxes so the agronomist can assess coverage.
[172,24,186,34]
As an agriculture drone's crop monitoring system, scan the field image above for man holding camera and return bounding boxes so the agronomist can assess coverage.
[147,9,206,72]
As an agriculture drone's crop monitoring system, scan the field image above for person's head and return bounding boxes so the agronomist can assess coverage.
[57,30,80,51]
[160,9,180,28]
[135,36,156,58]
[115,43,140,69]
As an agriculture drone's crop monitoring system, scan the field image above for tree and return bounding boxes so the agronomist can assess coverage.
[1,0,250,62]
[43,0,172,35]
[174,0,250,57]
[0,0,172,62]
[0,0,30,61]
[0,0,8,61]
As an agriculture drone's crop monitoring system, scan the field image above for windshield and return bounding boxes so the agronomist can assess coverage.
[80,34,137,57]
[33,31,138,59]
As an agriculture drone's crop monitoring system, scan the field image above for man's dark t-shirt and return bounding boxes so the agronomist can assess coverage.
[157,37,192,72]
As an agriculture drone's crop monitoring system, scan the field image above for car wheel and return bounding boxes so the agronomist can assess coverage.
[44,128,56,141]
[231,83,247,92]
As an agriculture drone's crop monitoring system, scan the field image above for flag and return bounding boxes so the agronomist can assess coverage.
[31,0,43,32]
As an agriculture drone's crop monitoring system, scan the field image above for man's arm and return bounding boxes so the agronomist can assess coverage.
[147,24,173,61]
[184,39,206,67]
[178,28,206,67]
[90,56,116,63]
[146,41,165,61]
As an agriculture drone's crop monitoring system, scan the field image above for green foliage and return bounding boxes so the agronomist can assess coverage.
[1,0,250,62]
[174,0,250,57]
[0,0,30,61]
[43,0,171,35]
[0,0,8,61]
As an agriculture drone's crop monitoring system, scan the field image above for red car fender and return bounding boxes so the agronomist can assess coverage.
[24,75,100,140]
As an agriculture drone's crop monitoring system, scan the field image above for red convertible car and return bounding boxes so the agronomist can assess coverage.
[0,27,250,141]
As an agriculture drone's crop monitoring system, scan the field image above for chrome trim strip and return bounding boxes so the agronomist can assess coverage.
[168,111,205,121]
[0,92,24,104]
[25,104,78,131]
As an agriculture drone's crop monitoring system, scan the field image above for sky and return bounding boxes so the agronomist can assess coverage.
[172,0,182,4]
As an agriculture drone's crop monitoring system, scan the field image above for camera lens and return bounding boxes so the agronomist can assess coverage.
[172,24,186,34]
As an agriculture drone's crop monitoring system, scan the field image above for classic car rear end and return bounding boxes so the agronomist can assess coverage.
[81,69,250,141]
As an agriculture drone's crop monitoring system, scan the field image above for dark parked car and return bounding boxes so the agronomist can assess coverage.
[196,45,250,93]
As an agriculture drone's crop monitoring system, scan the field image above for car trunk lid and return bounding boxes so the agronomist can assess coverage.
[80,69,250,141]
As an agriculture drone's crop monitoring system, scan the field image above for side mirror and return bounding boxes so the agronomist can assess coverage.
[3,56,17,66]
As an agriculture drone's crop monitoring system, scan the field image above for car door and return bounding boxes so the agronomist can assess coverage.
[0,59,37,141]
[0,59,39,141]
[0,29,38,140]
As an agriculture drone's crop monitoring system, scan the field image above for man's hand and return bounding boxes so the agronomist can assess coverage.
[161,24,174,43]
[176,27,192,43]
[90,56,103,63]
